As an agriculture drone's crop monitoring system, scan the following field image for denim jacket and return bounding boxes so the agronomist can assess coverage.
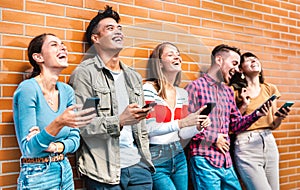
[69,55,154,184]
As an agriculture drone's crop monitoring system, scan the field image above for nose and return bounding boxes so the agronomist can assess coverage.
[234,65,239,72]
[115,29,123,36]
[60,43,67,51]
[174,54,182,62]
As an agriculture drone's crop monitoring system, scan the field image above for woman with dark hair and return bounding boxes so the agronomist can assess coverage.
[143,42,211,190]
[231,52,291,190]
[13,33,96,189]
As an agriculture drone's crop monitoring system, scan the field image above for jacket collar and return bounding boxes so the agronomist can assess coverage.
[94,54,130,73]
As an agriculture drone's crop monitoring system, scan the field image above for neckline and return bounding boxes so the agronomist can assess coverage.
[33,78,60,113]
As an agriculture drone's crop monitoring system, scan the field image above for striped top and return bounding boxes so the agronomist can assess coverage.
[143,82,189,144]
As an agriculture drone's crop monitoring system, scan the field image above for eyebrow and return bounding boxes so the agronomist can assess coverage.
[47,40,64,45]
[105,24,122,28]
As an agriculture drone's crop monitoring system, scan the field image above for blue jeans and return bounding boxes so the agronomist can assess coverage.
[150,141,188,190]
[189,156,241,190]
[84,161,152,190]
[17,157,74,190]
[234,129,279,190]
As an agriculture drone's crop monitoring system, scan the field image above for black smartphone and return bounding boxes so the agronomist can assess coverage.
[200,102,216,116]
[82,97,100,116]
[142,102,157,109]
[257,94,277,111]
[275,101,294,116]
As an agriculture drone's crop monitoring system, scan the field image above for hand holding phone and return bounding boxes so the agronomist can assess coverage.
[82,97,100,116]
[275,101,294,116]
[257,94,277,111]
[200,102,216,116]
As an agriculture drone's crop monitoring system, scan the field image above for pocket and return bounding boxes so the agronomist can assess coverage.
[93,86,111,113]
[18,163,50,189]
[21,163,49,178]
[150,148,162,160]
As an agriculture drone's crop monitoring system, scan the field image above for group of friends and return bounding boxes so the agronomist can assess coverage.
[13,5,291,190]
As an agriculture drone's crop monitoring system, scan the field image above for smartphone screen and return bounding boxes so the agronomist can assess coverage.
[83,97,100,116]
[200,102,216,116]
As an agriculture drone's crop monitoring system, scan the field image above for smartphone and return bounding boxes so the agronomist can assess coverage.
[275,101,294,116]
[142,102,157,109]
[200,102,216,115]
[82,97,100,116]
[257,94,277,111]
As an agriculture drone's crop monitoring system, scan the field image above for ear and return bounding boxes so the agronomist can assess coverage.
[91,34,99,44]
[159,61,163,69]
[215,55,223,66]
[32,53,44,63]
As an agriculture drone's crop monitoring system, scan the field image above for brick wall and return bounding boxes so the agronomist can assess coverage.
[0,0,299,189]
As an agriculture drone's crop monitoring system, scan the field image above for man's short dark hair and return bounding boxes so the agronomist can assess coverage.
[211,44,241,58]
[86,5,120,46]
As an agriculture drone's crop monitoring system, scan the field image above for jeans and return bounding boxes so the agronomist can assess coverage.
[17,157,74,190]
[234,129,279,190]
[189,156,241,190]
[150,141,188,190]
[84,161,152,190]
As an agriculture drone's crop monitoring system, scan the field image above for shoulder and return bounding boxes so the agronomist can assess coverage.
[143,82,155,90]
[189,76,206,86]
[143,82,157,95]
[262,82,280,97]
[176,87,188,96]
[263,82,277,90]
[72,56,99,74]
[57,82,74,93]
[13,79,39,102]
[15,79,37,94]
[122,63,142,81]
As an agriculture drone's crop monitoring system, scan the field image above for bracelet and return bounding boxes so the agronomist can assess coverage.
[58,141,65,153]
[52,142,58,153]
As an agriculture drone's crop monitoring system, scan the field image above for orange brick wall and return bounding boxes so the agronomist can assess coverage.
[0,0,299,189]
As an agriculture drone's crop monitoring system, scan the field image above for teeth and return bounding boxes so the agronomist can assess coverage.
[57,53,67,59]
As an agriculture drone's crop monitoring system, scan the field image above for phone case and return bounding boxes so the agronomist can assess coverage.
[83,97,100,116]
[275,101,294,116]
[200,102,216,115]
[258,94,277,111]
[142,102,157,109]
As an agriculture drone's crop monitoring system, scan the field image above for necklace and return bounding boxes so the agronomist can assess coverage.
[47,91,55,105]
[36,75,57,106]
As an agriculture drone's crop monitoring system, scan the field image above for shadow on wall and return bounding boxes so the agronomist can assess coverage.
[79,22,211,88]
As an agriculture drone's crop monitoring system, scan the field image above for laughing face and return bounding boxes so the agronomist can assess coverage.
[219,50,240,83]
[240,56,261,75]
[92,17,124,53]
[39,35,68,68]
[160,44,182,75]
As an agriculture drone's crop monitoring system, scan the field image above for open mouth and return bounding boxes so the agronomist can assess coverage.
[113,36,123,43]
[57,53,67,60]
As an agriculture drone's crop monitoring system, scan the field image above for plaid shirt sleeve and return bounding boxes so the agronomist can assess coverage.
[229,99,260,133]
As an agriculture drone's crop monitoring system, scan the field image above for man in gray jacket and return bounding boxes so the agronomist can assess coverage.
[69,5,154,189]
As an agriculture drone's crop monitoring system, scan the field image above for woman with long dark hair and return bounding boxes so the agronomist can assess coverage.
[231,52,291,190]
[13,33,96,189]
